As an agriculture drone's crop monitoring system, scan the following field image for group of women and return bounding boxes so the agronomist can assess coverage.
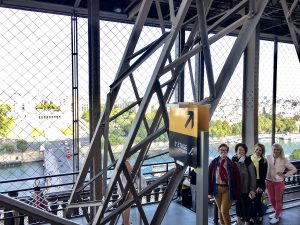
[208,143,297,225]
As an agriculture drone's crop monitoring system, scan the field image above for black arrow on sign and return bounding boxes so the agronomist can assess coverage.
[184,111,194,128]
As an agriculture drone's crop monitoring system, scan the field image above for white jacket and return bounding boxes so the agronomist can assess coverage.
[266,155,297,182]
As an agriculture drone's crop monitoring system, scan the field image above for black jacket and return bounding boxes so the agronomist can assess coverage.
[249,155,268,191]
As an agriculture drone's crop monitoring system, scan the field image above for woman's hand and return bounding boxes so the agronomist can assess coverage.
[256,187,263,193]
[276,171,285,178]
[249,191,256,199]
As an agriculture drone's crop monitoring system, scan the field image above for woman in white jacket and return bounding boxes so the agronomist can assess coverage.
[266,143,297,224]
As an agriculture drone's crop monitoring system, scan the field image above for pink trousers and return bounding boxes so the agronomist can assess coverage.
[266,180,285,218]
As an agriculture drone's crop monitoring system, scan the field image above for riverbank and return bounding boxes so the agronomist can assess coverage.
[0,150,43,167]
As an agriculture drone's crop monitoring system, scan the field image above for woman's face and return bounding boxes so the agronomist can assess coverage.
[236,146,246,157]
[273,146,281,158]
[219,146,228,159]
[254,146,263,157]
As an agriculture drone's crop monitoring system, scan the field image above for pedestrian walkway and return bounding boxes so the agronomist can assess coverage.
[52,200,300,225]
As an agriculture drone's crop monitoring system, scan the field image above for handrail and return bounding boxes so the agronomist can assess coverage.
[0,194,79,225]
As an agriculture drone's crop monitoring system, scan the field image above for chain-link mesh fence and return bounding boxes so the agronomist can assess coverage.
[0,8,73,196]
[209,36,243,159]
[0,4,300,223]
[277,42,300,159]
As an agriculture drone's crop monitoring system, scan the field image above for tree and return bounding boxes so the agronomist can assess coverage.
[82,110,89,123]
[81,104,105,123]
[35,101,60,110]
[231,122,242,135]
[289,149,300,159]
[258,114,272,133]
[284,117,297,133]
[17,139,28,161]
[209,120,231,137]
[0,143,15,153]
[0,104,14,137]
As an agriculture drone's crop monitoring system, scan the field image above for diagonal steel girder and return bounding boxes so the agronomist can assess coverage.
[67,0,274,224]
[0,194,79,225]
[280,0,300,61]
[66,0,154,218]
[202,0,270,116]
[91,1,193,224]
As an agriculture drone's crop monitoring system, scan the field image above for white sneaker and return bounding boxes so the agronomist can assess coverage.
[270,217,280,224]
[268,213,281,219]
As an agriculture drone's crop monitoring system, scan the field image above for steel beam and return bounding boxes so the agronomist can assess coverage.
[205,0,269,116]
[161,15,247,75]
[242,24,260,149]
[175,29,185,102]
[66,0,154,218]
[280,0,300,61]
[88,0,101,219]
[196,0,215,98]
[272,39,278,145]
[71,14,80,183]
[150,165,187,225]
[93,1,192,224]
[0,194,79,225]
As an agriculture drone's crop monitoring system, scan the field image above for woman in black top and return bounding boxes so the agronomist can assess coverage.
[249,143,268,224]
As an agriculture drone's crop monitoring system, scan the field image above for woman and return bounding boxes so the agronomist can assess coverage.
[250,143,268,224]
[118,158,133,225]
[232,143,256,225]
[266,143,297,224]
[208,143,241,225]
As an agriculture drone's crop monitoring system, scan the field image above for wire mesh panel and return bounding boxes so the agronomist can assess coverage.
[209,36,243,159]
[0,8,73,195]
[258,40,274,155]
[277,42,300,159]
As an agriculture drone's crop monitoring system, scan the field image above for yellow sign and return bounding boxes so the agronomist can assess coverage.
[169,104,209,138]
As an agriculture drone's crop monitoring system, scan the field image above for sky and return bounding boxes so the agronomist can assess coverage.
[0,7,300,112]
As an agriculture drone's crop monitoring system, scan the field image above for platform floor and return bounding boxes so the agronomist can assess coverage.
[68,200,300,225]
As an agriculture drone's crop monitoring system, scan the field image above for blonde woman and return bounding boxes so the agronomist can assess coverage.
[266,143,297,224]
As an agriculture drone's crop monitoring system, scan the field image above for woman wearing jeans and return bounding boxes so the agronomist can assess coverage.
[266,143,297,224]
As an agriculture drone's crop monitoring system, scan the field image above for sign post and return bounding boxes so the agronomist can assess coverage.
[169,104,209,167]
[169,103,209,225]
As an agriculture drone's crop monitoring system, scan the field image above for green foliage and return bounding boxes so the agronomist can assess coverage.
[32,128,45,139]
[61,126,73,135]
[81,104,105,123]
[290,149,300,159]
[35,101,60,110]
[231,122,242,135]
[209,120,231,137]
[0,143,15,152]
[209,113,298,138]
[258,114,272,133]
[16,139,28,152]
[293,113,300,121]
[283,117,297,133]
[276,116,297,133]
[0,104,14,137]
[82,110,89,123]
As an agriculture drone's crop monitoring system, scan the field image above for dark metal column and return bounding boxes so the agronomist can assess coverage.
[196,132,209,225]
[175,29,185,102]
[242,24,260,148]
[88,0,101,218]
[272,39,278,144]
[71,14,80,182]
[195,51,204,102]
